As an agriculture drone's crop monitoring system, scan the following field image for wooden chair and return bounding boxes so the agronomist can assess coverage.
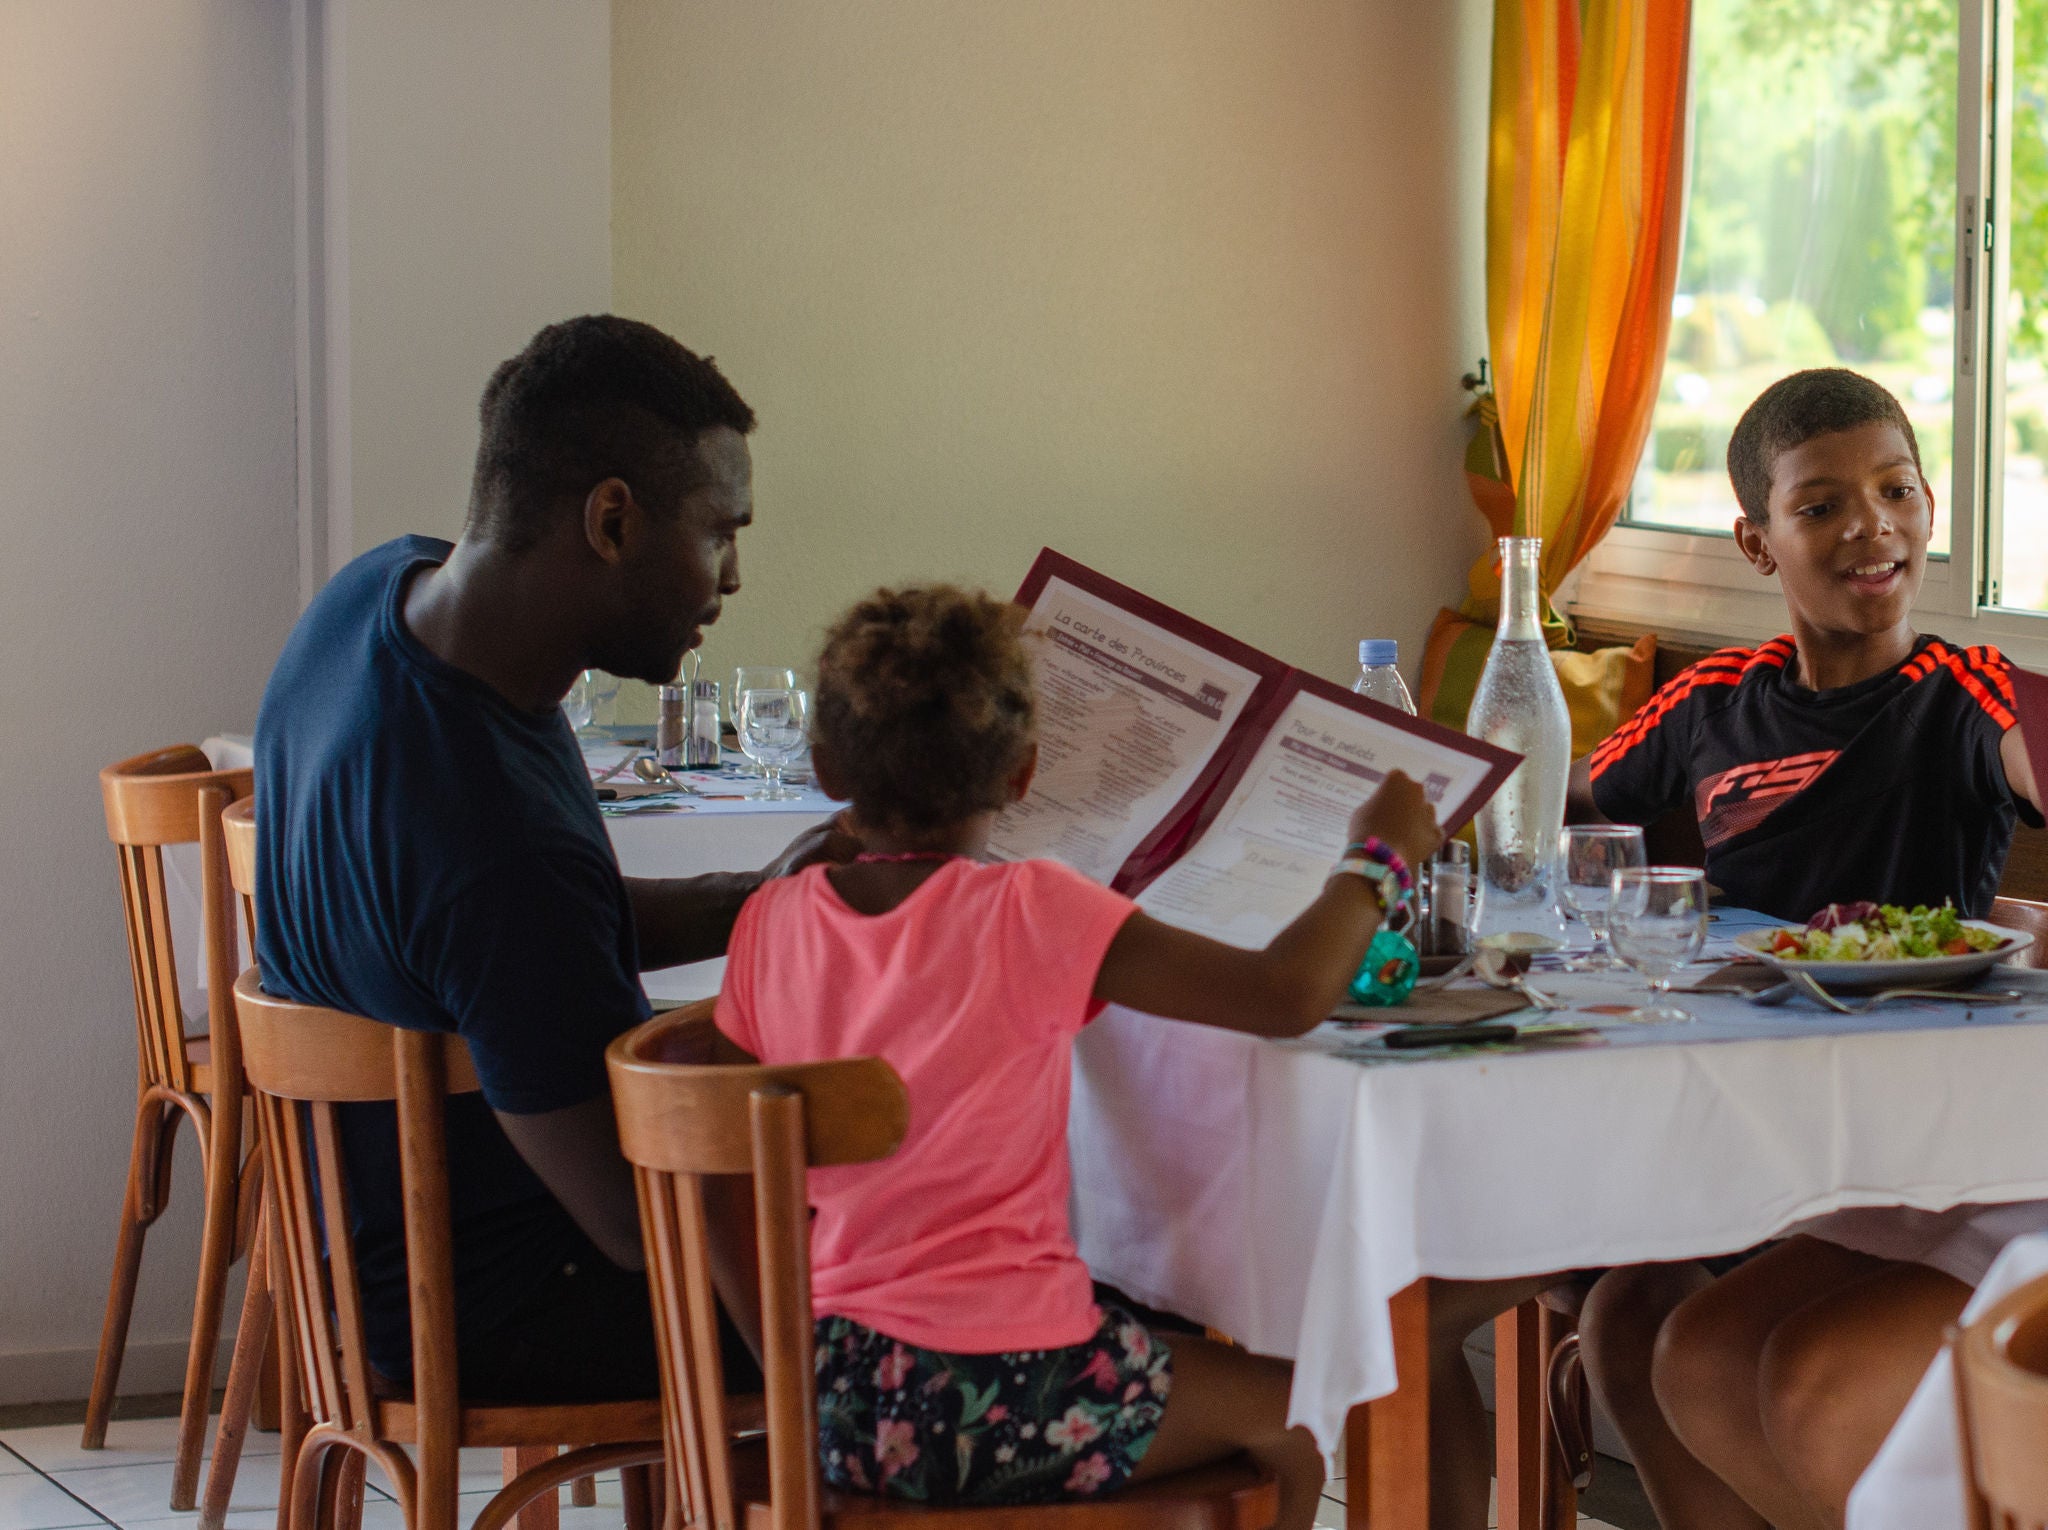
[232,967,664,1530]
[85,746,258,1510]
[1953,1270,2048,1527]
[1990,896,2048,971]
[606,1007,1280,1530]
[201,798,310,1530]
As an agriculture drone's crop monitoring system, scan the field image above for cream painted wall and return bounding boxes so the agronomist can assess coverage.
[613,0,1495,698]
[0,0,298,1402]
[333,0,613,557]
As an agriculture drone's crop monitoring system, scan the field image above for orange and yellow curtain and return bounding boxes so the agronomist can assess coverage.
[1420,0,1693,732]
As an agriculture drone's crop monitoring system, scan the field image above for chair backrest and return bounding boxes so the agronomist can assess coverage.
[1989,896,2048,971]
[607,1008,909,1530]
[233,969,481,1530]
[221,797,257,949]
[100,746,255,1095]
[1955,1270,2048,1526]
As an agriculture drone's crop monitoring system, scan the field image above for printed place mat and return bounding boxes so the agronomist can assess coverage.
[1331,985,1528,1027]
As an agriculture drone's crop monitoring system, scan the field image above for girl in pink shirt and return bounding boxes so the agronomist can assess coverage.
[715,586,1440,1530]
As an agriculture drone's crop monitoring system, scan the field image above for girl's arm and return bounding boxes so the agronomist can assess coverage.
[1091,772,1443,1039]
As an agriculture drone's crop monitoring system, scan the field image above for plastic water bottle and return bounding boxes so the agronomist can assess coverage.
[1354,640,1416,714]
[1466,536,1571,946]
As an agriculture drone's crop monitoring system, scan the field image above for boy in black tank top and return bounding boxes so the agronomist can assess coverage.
[1563,370,2042,1529]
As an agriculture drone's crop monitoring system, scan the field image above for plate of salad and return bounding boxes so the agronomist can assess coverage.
[1734,902,2032,989]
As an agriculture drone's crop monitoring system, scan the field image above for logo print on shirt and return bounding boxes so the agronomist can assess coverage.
[1694,750,1841,848]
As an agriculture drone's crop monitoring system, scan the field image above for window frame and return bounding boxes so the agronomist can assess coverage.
[1569,0,2048,667]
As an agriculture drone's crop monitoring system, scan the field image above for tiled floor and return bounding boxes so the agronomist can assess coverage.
[0,1416,630,1530]
[0,1414,1628,1530]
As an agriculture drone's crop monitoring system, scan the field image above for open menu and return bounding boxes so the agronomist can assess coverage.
[986,550,1519,948]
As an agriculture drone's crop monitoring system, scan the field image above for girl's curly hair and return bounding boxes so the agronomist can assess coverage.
[812,585,1037,835]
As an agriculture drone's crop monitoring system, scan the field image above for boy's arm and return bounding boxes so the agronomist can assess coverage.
[2001,724,2042,815]
[1566,755,1611,825]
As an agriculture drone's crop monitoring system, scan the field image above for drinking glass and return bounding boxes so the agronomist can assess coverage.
[1558,824,1647,970]
[562,671,595,733]
[731,667,797,775]
[1607,867,1708,1023]
[736,687,809,800]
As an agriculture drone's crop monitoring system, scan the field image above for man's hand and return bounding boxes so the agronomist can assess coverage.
[762,810,861,880]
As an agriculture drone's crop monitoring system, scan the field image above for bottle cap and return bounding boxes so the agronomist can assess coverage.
[1359,639,1399,668]
[691,679,720,702]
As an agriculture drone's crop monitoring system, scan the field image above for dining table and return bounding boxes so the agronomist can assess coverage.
[185,733,2048,1529]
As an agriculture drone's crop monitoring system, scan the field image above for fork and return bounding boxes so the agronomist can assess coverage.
[1780,968,2026,1014]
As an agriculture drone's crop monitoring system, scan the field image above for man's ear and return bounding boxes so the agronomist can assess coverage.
[1733,513,1777,577]
[1007,741,1039,804]
[582,478,636,565]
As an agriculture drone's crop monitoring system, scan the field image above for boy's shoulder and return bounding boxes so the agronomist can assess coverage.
[1588,636,1795,778]
[1897,637,2019,729]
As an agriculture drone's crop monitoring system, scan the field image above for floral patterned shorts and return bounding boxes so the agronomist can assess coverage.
[814,1304,1174,1505]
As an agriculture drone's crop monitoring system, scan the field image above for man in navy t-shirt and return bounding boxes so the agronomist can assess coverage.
[255,317,845,1397]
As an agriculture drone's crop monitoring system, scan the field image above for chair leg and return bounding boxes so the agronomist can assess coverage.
[172,1104,245,1509]
[505,1449,560,1530]
[82,1096,174,1449]
[569,1464,596,1508]
[621,1463,662,1530]
[200,1222,272,1530]
[274,1266,308,1530]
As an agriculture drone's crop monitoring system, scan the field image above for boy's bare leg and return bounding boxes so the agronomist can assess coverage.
[1581,1262,1767,1530]
[1653,1237,1893,1530]
[1757,1260,1968,1528]
[1427,1275,1562,1530]
[1131,1332,1324,1530]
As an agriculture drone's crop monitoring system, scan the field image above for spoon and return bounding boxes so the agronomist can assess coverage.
[632,756,680,788]
[1474,947,1566,1011]
[1413,953,1480,991]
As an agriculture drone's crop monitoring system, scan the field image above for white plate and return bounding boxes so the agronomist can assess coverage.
[1733,920,2034,990]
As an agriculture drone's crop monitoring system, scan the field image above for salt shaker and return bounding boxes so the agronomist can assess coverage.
[656,684,687,769]
[685,679,722,767]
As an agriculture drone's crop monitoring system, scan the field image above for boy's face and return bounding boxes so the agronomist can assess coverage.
[1732,422,1931,641]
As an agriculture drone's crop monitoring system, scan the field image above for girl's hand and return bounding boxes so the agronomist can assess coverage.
[1346,771,1443,871]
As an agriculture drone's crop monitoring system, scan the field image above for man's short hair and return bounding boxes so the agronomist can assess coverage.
[1726,367,1922,524]
[467,316,756,551]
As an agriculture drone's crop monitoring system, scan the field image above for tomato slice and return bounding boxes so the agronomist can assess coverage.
[1771,930,1802,954]
[1943,936,1972,956]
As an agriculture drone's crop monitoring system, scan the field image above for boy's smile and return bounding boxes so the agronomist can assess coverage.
[1733,421,1931,686]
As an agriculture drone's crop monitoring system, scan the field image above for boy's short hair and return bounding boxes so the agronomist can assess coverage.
[467,315,755,552]
[1725,368,1922,524]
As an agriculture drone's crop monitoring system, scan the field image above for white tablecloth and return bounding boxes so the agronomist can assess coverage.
[1066,930,2048,1459]
[1849,1230,2048,1529]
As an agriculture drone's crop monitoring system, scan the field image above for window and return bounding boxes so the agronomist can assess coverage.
[1597,0,2048,629]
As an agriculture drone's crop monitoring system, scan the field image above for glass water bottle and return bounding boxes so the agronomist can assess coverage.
[1466,536,1571,946]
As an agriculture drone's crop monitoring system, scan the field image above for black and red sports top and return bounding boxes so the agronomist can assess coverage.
[1588,634,2039,922]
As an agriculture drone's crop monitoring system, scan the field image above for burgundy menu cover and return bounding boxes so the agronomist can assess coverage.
[987,550,1518,922]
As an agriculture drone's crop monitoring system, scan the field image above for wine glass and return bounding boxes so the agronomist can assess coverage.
[562,671,595,733]
[736,687,809,800]
[1607,867,1709,1023]
[1558,824,1647,970]
[731,667,797,775]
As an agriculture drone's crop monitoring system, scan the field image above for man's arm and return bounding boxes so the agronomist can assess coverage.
[494,1097,645,1270]
[627,813,860,970]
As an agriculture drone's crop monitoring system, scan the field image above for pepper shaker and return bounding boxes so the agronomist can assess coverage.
[656,684,687,769]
